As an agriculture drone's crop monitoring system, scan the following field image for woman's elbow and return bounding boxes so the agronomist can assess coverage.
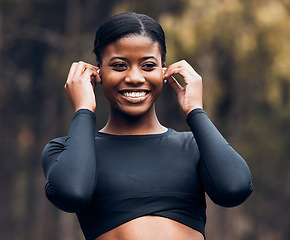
[210,178,253,207]
[45,183,92,213]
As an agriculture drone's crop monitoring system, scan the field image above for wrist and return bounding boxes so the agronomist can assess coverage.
[186,108,206,125]
[184,105,203,116]
[74,105,95,113]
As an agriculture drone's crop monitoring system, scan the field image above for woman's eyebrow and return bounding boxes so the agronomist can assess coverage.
[109,56,158,62]
[142,56,158,61]
[109,56,127,62]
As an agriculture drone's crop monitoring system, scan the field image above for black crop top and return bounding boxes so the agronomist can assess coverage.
[42,108,253,240]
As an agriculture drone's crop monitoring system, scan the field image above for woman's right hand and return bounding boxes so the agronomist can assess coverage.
[64,61,101,112]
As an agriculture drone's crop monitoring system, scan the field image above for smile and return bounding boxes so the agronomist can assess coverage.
[121,91,148,98]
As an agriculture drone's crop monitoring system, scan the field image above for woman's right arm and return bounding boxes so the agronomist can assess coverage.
[42,109,97,213]
[42,62,100,213]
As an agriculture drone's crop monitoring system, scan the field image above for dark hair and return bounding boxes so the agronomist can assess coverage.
[93,12,166,64]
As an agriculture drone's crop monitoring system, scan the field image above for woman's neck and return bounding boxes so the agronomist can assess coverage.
[100,106,167,135]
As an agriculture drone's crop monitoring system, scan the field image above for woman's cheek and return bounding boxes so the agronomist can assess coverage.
[101,72,120,86]
[156,72,165,88]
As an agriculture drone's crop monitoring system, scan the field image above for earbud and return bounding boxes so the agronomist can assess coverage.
[162,67,167,83]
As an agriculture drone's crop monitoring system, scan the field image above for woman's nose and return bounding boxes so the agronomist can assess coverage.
[124,67,145,85]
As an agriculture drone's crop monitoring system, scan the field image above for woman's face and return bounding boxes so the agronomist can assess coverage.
[99,35,164,117]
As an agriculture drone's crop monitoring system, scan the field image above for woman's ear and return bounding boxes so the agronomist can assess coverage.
[97,63,102,84]
[162,62,167,83]
[162,63,167,83]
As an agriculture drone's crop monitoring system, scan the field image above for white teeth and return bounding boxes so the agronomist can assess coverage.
[123,91,147,97]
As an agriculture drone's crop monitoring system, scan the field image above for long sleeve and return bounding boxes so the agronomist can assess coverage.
[187,108,253,207]
[42,109,97,213]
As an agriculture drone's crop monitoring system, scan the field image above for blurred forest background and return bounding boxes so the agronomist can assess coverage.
[0,0,290,239]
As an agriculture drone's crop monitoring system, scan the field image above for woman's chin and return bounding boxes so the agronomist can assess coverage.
[112,104,155,119]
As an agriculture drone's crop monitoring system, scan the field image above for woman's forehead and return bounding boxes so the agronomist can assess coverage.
[101,35,162,61]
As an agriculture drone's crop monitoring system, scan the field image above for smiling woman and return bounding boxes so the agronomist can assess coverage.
[41,12,253,240]
[99,36,164,127]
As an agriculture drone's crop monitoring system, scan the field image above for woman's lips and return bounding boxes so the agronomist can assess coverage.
[119,90,150,103]
[122,91,147,97]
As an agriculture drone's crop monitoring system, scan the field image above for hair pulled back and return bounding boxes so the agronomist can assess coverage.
[93,12,166,64]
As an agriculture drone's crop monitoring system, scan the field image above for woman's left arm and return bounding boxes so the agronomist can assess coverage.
[186,108,253,207]
[164,60,253,207]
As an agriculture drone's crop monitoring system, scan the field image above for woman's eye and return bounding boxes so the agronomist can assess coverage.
[111,62,127,70]
[142,63,157,71]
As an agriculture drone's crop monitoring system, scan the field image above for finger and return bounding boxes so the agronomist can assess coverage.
[90,74,96,89]
[166,75,183,95]
[84,63,99,72]
[165,65,201,86]
[164,66,190,85]
[82,67,96,80]
[83,67,101,89]
[86,65,101,84]
[165,66,185,78]
[73,61,87,79]
[66,62,78,83]
[167,60,193,71]
[78,62,100,84]
[165,60,198,77]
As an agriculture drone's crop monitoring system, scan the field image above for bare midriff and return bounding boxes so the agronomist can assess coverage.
[95,216,204,240]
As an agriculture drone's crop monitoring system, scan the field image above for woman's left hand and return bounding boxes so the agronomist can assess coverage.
[164,60,203,116]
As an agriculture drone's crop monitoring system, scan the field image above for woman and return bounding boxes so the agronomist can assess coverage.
[42,12,253,240]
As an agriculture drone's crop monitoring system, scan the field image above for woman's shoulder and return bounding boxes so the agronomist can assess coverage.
[44,136,68,148]
[42,136,69,158]
[163,129,198,150]
[168,128,194,140]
